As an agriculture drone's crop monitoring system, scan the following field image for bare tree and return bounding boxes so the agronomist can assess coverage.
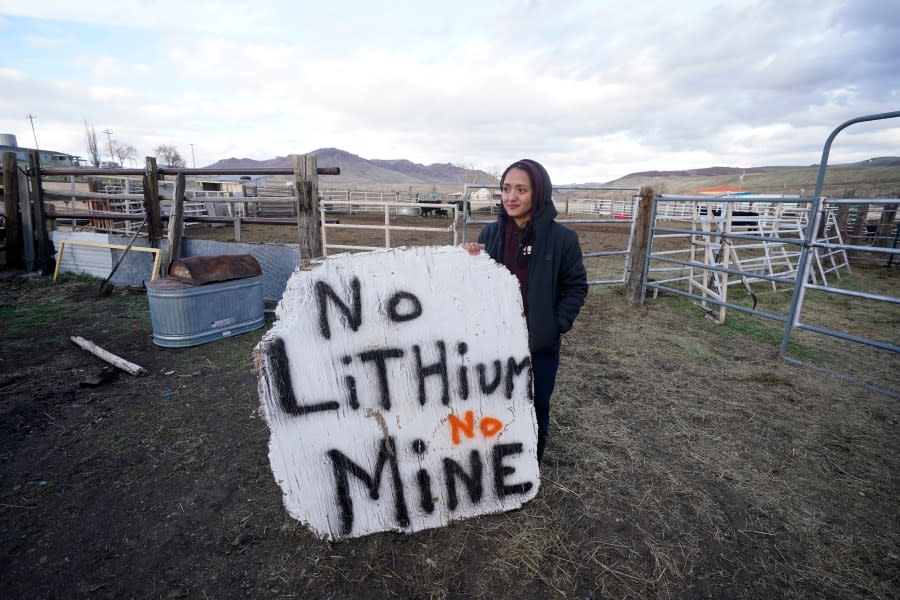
[84,121,101,167]
[459,161,482,185]
[153,144,186,167]
[112,142,137,167]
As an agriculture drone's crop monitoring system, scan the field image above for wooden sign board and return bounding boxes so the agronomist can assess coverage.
[256,246,539,540]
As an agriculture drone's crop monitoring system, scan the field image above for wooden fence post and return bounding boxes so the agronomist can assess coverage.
[835,188,854,240]
[849,203,869,245]
[17,169,34,271]
[835,204,851,240]
[294,153,322,261]
[875,203,897,248]
[624,186,654,306]
[28,150,52,274]
[143,157,162,247]
[163,172,186,275]
[2,152,24,269]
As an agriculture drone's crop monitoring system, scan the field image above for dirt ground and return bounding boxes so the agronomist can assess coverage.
[1,214,898,599]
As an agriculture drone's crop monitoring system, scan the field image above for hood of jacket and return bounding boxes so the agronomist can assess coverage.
[497,158,557,233]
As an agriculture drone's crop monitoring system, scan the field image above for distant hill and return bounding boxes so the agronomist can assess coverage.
[205,148,496,185]
[595,156,900,197]
[618,165,795,178]
[205,151,899,196]
[616,157,900,180]
[851,156,900,167]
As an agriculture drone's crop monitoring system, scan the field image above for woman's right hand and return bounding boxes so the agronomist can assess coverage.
[460,242,485,256]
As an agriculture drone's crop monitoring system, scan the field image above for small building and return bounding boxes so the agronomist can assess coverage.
[195,175,267,195]
[694,185,752,195]
[0,133,79,167]
[470,187,500,202]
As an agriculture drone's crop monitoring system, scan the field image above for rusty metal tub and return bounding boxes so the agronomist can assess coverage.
[146,255,265,347]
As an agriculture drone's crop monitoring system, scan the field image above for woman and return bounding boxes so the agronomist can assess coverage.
[462,159,587,462]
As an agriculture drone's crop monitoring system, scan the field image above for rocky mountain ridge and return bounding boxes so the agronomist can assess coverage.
[205,148,496,185]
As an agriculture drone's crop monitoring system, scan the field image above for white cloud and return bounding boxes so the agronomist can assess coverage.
[0,67,23,80]
[0,0,271,34]
[1,0,898,183]
[23,34,63,49]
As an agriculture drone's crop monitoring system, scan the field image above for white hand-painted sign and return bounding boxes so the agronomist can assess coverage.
[256,246,539,540]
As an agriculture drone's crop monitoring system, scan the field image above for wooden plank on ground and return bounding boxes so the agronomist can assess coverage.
[70,336,147,376]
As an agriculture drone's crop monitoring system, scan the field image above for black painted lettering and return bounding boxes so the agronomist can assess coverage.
[416,469,435,514]
[267,337,339,416]
[345,375,359,410]
[476,360,503,395]
[414,341,450,405]
[315,278,362,340]
[411,438,434,512]
[456,342,469,400]
[358,348,405,410]
[505,356,532,399]
[340,355,359,410]
[492,443,533,498]
[443,450,483,511]
[327,436,410,536]
[387,291,423,322]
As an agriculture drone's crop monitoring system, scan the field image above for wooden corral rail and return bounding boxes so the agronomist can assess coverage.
[0,151,340,272]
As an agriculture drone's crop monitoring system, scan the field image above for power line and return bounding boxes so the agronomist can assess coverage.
[189,143,196,168]
[103,129,114,164]
[26,114,39,150]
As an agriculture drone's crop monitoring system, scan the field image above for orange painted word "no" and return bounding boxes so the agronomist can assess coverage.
[448,410,503,445]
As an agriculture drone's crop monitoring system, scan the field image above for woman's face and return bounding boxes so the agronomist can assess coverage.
[501,167,533,226]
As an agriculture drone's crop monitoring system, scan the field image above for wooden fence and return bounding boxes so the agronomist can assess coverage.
[0,151,339,274]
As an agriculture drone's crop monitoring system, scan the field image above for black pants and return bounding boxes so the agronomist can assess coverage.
[531,349,560,441]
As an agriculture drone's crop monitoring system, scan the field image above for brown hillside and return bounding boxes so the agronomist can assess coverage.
[609,160,900,197]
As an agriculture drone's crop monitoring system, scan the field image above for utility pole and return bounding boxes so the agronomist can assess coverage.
[26,114,39,150]
[189,143,196,168]
[103,128,114,165]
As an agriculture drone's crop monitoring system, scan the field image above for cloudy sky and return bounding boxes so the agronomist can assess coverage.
[1,0,898,183]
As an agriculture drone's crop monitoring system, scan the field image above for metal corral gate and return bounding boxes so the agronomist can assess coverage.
[319,199,460,255]
[780,111,899,360]
[640,110,900,394]
[461,183,641,285]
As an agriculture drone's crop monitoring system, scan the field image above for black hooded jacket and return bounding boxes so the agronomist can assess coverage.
[478,161,588,353]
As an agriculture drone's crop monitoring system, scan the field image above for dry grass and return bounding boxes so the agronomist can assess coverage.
[177,214,898,597]
[256,274,897,599]
[2,217,898,598]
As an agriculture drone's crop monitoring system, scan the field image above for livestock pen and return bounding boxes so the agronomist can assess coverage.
[1,241,897,598]
[1,115,898,598]
[640,111,899,395]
